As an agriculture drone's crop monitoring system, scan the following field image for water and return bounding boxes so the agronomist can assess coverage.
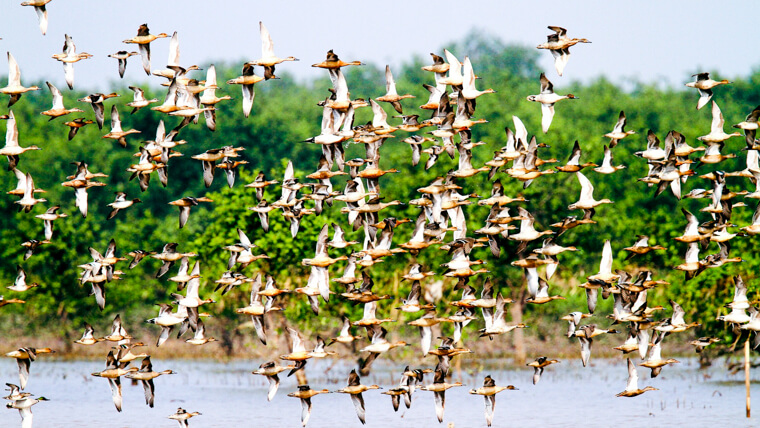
[0,357,756,427]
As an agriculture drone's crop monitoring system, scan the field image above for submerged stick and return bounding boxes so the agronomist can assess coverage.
[746,338,751,418]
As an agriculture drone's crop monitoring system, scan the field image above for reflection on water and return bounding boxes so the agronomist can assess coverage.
[0,357,756,427]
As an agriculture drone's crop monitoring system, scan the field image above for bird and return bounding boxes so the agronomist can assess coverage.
[123,24,169,75]
[469,375,517,426]
[247,21,299,79]
[536,26,590,76]
[335,369,381,424]
[1,111,41,171]
[6,394,49,428]
[103,105,140,147]
[527,356,559,384]
[168,196,213,228]
[20,0,52,35]
[124,356,175,407]
[526,73,577,133]
[6,347,54,389]
[90,350,138,412]
[376,65,414,113]
[617,358,658,397]
[6,265,39,292]
[108,50,139,78]
[419,368,463,423]
[51,34,92,89]
[227,63,263,118]
[604,111,635,147]
[1,52,40,107]
[34,205,66,240]
[168,407,201,427]
[41,81,83,120]
[127,85,158,113]
[78,92,119,130]
[252,361,295,401]
[686,72,731,110]
[288,384,330,427]
[107,192,141,220]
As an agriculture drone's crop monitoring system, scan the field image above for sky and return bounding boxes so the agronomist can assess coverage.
[0,1,758,92]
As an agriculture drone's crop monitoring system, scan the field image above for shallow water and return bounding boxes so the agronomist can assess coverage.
[0,357,757,427]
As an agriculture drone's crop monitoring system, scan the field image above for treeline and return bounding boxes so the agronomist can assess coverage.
[0,32,757,356]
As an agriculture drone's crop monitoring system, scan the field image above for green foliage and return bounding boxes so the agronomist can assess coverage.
[1,34,758,357]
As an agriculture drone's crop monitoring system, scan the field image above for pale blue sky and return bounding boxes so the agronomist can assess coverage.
[1,1,757,91]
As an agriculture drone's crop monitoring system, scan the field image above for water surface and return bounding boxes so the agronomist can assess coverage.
[0,358,756,427]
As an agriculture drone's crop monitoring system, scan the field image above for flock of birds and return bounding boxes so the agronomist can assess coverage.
[2,3,760,427]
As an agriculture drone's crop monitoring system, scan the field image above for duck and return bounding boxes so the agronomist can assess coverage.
[312,49,363,69]
[525,275,565,304]
[469,375,516,426]
[509,207,554,253]
[640,332,679,377]
[25,199,62,236]
[6,394,49,428]
[127,86,158,113]
[152,243,197,277]
[686,72,731,110]
[526,73,577,133]
[480,293,528,338]
[335,369,381,424]
[78,92,120,130]
[74,323,103,345]
[168,196,213,228]
[226,63,264,118]
[125,356,175,407]
[106,192,141,220]
[6,265,39,292]
[617,358,658,397]
[527,356,559,385]
[556,141,596,172]
[171,261,215,309]
[90,350,138,411]
[280,327,313,375]
[688,337,721,355]
[288,384,330,427]
[381,366,423,411]
[245,21,298,79]
[168,407,201,427]
[536,26,590,76]
[123,24,169,75]
[733,105,760,148]
[15,172,46,213]
[103,105,140,147]
[697,101,741,145]
[146,303,187,347]
[376,65,414,113]
[114,342,148,363]
[359,326,407,371]
[604,111,635,147]
[419,368,463,423]
[397,280,436,313]
[6,347,54,389]
[0,295,25,308]
[461,56,496,100]
[41,81,83,120]
[1,52,40,107]
[20,0,52,35]
[568,171,614,212]
[108,50,139,78]
[1,111,41,170]
[100,314,131,344]
[623,235,666,259]
[252,361,296,401]
[51,34,92,89]
[593,145,626,174]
